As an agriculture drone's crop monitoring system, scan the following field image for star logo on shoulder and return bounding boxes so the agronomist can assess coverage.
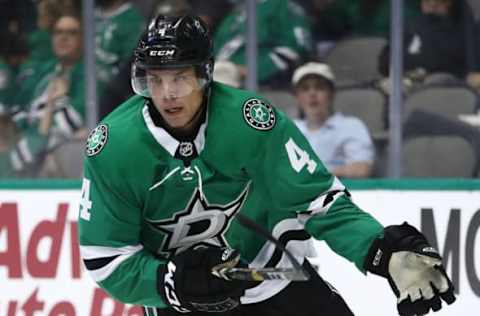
[85,124,108,156]
[243,98,275,131]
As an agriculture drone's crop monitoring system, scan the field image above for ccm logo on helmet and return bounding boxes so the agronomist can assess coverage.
[149,49,175,57]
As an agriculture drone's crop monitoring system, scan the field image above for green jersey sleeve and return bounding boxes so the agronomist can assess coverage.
[79,147,167,307]
[246,108,383,271]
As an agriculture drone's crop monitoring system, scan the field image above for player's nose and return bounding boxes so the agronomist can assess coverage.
[161,82,178,100]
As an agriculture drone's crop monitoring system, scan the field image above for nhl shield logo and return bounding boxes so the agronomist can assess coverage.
[178,142,194,157]
[85,124,108,156]
[242,98,276,131]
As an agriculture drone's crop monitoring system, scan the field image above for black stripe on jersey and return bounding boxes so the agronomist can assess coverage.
[83,255,120,270]
[323,189,351,207]
[264,230,310,269]
[59,107,80,132]
[323,190,342,207]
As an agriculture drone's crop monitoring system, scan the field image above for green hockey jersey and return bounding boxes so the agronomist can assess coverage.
[78,82,383,308]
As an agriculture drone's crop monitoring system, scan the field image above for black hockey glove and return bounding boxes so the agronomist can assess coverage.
[364,222,456,316]
[157,247,249,313]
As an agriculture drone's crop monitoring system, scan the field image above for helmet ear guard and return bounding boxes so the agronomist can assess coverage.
[196,57,214,85]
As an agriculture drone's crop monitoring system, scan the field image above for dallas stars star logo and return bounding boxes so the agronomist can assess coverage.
[85,124,108,156]
[148,184,250,257]
[253,105,267,121]
[242,98,276,131]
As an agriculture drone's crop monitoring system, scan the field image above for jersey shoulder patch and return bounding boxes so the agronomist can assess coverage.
[85,123,109,157]
[242,98,276,131]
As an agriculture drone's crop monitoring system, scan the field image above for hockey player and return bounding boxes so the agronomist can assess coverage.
[78,14,456,316]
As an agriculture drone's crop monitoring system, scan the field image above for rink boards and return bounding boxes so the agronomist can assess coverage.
[0,179,479,316]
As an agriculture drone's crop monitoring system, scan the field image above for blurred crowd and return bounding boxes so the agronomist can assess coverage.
[1,0,480,179]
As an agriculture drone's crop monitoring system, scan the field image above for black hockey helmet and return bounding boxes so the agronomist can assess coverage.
[131,14,214,97]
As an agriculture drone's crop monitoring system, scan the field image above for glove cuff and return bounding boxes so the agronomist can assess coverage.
[364,235,391,278]
[157,262,191,313]
[157,263,168,301]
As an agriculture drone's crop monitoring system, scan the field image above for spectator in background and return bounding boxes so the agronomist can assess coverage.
[379,0,480,88]
[214,0,312,88]
[7,1,82,113]
[28,0,81,64]
[95,0,145,94]
[14,11,88,177]
[292,62,374,178]
[28,0,62,64]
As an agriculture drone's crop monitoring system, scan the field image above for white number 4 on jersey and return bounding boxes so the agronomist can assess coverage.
[80,178,93,221]
[285,138,317,174]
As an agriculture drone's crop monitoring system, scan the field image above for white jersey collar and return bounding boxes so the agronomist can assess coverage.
[142,104,207,157]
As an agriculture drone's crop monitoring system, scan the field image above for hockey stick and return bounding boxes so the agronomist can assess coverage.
[211,213,311,282]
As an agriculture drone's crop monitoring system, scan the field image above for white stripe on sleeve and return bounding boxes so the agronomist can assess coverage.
[80,244,143,282]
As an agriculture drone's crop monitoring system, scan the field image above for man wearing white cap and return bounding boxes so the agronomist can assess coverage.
[292,62,374,178]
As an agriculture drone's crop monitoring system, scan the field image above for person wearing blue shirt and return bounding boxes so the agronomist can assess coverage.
[292,62,374,178]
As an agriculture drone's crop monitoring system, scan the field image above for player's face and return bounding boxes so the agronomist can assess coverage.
[52,16,83,63]
[295,76,333,120]
[147,67,204,129]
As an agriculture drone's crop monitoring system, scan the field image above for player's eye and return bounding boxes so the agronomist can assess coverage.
[174,75,188,82]
[147,76,162,84]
